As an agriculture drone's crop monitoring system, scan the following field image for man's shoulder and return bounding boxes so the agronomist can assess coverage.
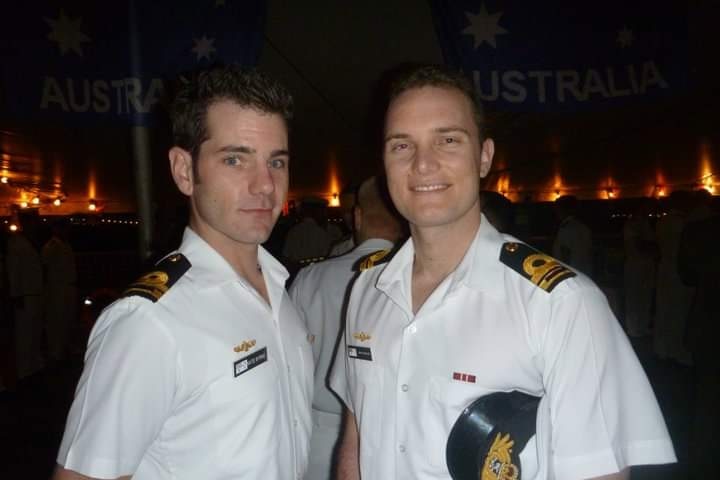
[498,241,581,294]
[121,253,192,304]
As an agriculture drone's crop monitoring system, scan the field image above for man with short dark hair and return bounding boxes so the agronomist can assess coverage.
[54,65,313,480]
[331,65,675,480]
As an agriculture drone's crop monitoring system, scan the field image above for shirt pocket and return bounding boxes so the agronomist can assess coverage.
[206,349,281,457]
[427,375,499,469]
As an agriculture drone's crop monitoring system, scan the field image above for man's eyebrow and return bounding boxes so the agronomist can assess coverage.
[216,145,255,154]
[270,149,290,157]
[384,133,411,143]
[434,126,471,136]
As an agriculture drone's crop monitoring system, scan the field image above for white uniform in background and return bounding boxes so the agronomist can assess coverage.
[331,217,675,480]
[42,235,78,361]
[290,238,394,480]
[654,210,693,364]
[57,228,313,479]
[7,233,44,379]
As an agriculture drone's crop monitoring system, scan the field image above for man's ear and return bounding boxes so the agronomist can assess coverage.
[169,147,194,196]
[353,205,363,233]
[479,138,495,178]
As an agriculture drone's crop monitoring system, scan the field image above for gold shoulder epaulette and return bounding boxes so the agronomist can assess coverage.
[354,249,392,272]
[122,253,191,302]
[499,242,575,293]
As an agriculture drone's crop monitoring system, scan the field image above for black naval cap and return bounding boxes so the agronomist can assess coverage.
[446,391,540,480]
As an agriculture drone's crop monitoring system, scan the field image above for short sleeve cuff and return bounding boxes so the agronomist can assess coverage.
[58,451,133,480]
[553,439,677,480]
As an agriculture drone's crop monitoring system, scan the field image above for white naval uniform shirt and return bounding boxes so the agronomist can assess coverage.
[330,216,675,480]
[57,228,313,479]
[290,238,394,417]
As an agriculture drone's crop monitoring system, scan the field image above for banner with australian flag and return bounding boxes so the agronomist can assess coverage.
[0,0,266,125]
[429,0,688,112]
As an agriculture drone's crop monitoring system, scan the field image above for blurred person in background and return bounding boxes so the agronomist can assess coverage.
[478,190,514,234]
[283,196,334,265]
[289,175,403,480]
[623,198,657,337]
[653,191,693,365]
[552,195,593,277]
[42,217,78,363]
[6,212,44,379]
[678,200,720,479]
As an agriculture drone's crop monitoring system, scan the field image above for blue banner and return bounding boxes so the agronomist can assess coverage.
[429,0,688,111]
[0,0,266,125]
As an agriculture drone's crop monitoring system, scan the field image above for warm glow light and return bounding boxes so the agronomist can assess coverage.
[9,224,18,232]
[537,170,565,202]
[20,201,28,208]
[495,173,511,199]
[88,199,97,211]
[327,151,341,206]
[31,196,40,205]
[53,198,62,207]
[606,188,616,199]
[655,185,666,198]
[88,169,97,200]
[0,176,7,184]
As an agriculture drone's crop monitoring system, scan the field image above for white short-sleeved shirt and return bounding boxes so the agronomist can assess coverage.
[330,215,675,480]
[57,228,313,479]
[289,238,394,416]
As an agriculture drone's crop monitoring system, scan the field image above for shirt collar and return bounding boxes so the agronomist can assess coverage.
[354,238,395,254]
[376,214,506,300]
[453,214,507,299]
[179,227,289,290]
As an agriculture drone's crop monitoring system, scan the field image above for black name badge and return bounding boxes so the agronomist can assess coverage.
[348,345,372,361]
[234,347,268,378]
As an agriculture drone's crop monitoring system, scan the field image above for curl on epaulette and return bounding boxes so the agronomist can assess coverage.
[353,249,392,272]
[122,253,191,302]
[499,242,575,293]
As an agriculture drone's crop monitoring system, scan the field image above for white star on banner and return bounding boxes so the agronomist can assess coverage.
[462,3,508,49]
[192,36,216,61]
[44,9,91,56]
[616,26,634,48]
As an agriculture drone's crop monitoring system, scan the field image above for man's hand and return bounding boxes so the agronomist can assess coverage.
[588,468,630,480]
[52,464,130,480]
[335,408,360,480]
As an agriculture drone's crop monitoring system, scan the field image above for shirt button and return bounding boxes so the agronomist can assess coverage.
[408,325,417,334]
[293,419,298,427]
[399,444,406,453]
[401,384,409,392]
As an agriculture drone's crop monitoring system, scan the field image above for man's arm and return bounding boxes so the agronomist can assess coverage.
[52,465,130,480]
[588,468,630,480]
[335,408,360,480]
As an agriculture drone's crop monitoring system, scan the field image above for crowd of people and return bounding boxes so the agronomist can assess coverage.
[0,215,77,393]
[1,63,716,479]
